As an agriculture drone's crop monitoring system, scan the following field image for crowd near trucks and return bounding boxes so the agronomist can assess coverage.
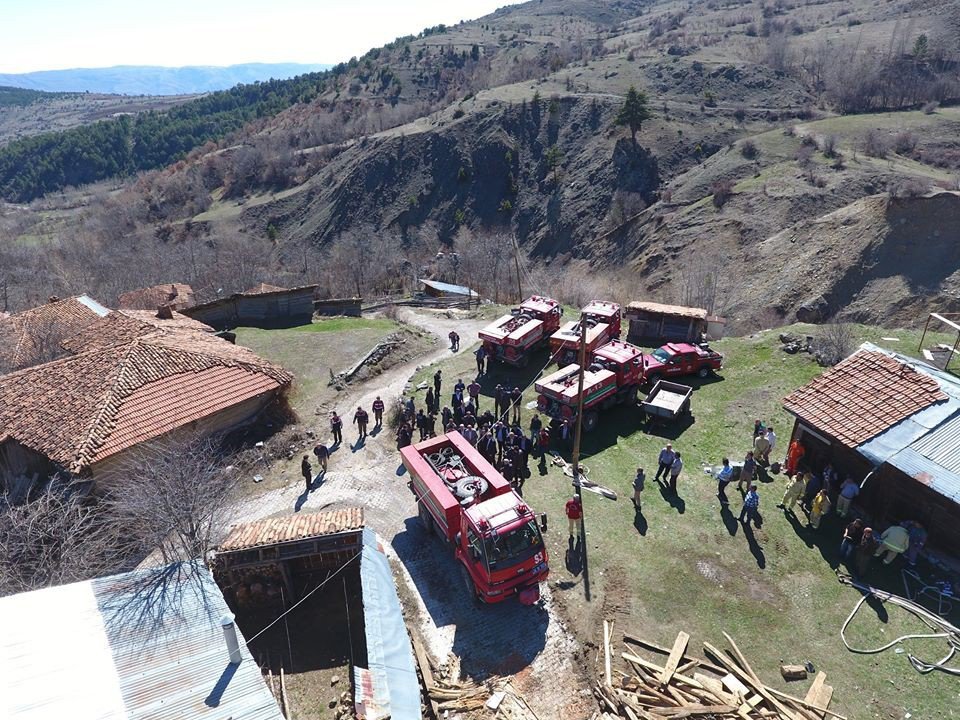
[401,431,549,605]
[479,295,563,367]
[549,301,622,366]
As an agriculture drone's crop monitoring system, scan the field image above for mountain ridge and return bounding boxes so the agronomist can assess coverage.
[0,63,332,95]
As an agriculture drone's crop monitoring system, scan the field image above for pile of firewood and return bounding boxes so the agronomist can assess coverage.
[593,623,841,720]
[428,676,489,714]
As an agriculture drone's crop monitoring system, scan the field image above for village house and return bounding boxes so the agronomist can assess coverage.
[182,284,319,330]
[624,301,726,344]
[0,560,283,720]
[0,329,292,493]
[782,342,960,554]
[117,282,196,311]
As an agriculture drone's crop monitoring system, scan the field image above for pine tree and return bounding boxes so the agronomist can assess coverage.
[615,86,652,144]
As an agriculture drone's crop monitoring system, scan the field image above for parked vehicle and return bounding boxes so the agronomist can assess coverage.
[640,379,693,424]
[535,339,644,432]
[549,301,622,366]
[642,342,723,385]
[400,431,549,605]
[478,295,562,367]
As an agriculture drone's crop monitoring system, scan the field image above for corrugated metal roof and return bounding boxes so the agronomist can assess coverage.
[420,279,478,296]
[76,294,111,317]
[0,562,284,720]
[886,446,960,504]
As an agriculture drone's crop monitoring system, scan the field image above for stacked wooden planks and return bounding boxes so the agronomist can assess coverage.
[591,629,842,720]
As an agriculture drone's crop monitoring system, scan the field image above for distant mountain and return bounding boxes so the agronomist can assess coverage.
[0,63,331,96]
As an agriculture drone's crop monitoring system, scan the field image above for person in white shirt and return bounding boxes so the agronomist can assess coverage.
[836,476,860,517]
[764,427,776,463]
[669,452,683,495]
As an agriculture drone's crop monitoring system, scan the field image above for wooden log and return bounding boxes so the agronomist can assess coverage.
[624,634,727,675]
[659,632,691,688]
[410,631,441,720]
[279,667,290,720]
[653,705,738,718]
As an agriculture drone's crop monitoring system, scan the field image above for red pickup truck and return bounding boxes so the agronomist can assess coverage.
[642,342,723,385]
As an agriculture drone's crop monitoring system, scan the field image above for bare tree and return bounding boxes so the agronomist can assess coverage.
[676,253,724,315]
[813,317,854,366]
[105,437,239,565]
[0,481,128,596]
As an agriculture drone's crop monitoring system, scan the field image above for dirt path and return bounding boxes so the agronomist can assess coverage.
[232,308,593,720]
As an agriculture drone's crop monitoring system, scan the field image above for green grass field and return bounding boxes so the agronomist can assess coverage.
[407,323,960,719]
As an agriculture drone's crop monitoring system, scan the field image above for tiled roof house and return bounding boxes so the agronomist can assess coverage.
[117,282,195,311]
[0,330,292,485]
[0,294,110,370]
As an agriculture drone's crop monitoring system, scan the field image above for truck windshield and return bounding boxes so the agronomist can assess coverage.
[483,520,544,569]
[651,347,673,363]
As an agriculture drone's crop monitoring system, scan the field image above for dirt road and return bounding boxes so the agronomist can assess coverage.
[233,308,593,720]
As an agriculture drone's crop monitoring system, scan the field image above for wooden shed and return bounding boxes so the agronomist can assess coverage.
[314,297,363,317]
[182,284,318,330]
[625,301,725,344]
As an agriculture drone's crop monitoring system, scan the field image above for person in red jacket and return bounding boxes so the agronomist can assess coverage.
[565,495,583,539]
[372,396,385,427]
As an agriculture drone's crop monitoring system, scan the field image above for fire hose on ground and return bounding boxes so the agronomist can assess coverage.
[837,573,960,676]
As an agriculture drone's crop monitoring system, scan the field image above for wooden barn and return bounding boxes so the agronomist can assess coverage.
[182,284,319,330]
[314,297,363,317]
[625,301,726,344]
[782,343,960,555]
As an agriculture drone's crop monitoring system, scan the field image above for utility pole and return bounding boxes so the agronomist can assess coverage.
[570,313,591,601]
[512,234,523,302]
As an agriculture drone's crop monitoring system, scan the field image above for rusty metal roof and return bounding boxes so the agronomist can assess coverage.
[0,561,283,720]
[218,508,365,553]
[626,301,709,320]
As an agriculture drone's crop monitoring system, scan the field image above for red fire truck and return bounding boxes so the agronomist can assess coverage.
[549,301,622,366]
[478,295,562,367]
[401,431,549,605]
[535,339,644,432]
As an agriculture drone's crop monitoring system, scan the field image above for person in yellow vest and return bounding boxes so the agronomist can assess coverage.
[808,488,831,529]
[778,473,806,514]
[874,524,910,564]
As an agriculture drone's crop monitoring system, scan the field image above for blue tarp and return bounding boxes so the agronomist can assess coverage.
[357,528,420,720]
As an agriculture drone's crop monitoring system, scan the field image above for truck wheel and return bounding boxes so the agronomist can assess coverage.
[583,412,599,433]
[418,502,434,535]
[460,565,478,601]
[518,354,529,368]
[698,366,710,378]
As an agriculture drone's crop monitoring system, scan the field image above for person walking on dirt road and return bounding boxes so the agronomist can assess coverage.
[313,442,329,473]
[372,396,385,427]
[301,455,313,493]
[448,331,460,351]
[330,412,343,446]
[353,406,369,440]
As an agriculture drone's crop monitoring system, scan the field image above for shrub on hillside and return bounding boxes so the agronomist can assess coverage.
[922,101,939,115]
[740,139,760,159]
[863,130,891,158]
[820,134,839,158]
[711,179,735,208]
[893,131,917,155]
[890,177,929,198]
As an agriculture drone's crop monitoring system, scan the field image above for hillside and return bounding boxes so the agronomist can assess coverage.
[0,87,196,147]
[0,63,332,95]
[2,0,960,328]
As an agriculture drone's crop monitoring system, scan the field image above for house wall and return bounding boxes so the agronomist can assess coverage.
[89,391,279,491]
[625,311,704,344]
[314,298,362,317]
[185,289,316,330]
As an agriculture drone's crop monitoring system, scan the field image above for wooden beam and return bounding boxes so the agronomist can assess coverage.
[803,672,834,720]
[604,620,614,688]
[767,687,844,720]
[659,632,691,688]
[410,631,441,720]
[705,640,806,720]
[622,652,704,689]
[623,634,727,675]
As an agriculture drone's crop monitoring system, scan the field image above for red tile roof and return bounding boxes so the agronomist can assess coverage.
[0,333,291,472]
[117,283,195,311]
[783,350,948,447]
[61,310,214,354]
[1,295,108,368]
[218,508,365,553]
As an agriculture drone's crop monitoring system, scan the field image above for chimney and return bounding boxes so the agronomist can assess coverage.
[156,304,174,320]
[48,295,60,303]
[221,614,243,665]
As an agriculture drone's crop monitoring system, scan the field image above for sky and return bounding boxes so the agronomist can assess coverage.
[0,0,514,73]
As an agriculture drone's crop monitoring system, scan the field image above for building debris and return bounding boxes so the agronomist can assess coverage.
[595,629,844,720]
